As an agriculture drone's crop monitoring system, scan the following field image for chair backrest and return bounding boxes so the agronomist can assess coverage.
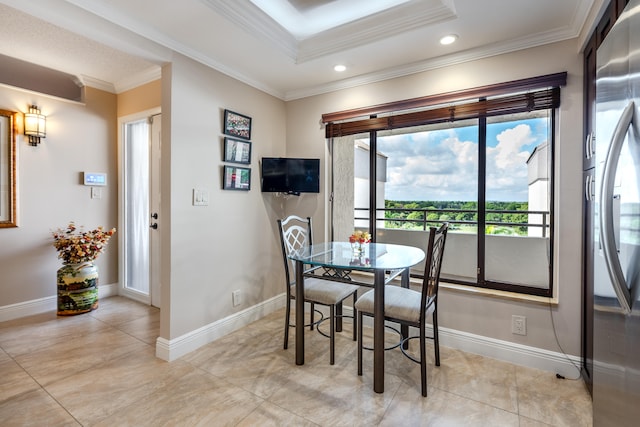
[277,215,313,289]
[421,222,449,313]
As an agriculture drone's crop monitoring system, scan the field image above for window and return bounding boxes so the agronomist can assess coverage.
[325,73,564,297]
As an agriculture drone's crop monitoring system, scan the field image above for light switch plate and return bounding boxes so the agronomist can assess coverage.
[193,189,209,206]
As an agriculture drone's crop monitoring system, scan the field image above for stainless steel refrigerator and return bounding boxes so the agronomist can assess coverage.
[593,0,640,425]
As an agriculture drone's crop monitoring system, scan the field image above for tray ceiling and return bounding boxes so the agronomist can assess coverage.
[0,0,597,100]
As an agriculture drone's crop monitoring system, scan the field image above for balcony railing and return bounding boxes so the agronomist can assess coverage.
[355,207,550,237]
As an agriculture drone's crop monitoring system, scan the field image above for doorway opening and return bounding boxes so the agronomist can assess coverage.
[118,109,161,307]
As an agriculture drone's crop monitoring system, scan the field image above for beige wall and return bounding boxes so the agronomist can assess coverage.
[118,80,161,117]
[285,39,584,355]
[161,53,287,339]
[0,86,118,306]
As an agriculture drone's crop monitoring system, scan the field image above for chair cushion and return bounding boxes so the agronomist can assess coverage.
[291,277,359,306]
[354,286,434,324]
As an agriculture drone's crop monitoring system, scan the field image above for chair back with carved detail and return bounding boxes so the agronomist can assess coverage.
[277,215,313,292]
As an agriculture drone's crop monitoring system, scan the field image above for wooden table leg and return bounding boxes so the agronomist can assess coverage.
[373,269,385,393]
[295,260,305,365]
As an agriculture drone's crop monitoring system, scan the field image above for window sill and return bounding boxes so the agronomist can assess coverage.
[349,271,558,306]
[439,281,558,306]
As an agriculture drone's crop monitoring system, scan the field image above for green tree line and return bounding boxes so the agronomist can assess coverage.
[383,200,531,235]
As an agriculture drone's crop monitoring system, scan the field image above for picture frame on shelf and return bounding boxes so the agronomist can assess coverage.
[223,165,251,191]
[223,109,252,140]
[224,137,251,164]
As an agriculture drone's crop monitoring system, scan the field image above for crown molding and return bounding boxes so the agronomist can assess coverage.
[283,27,581,101]
[62,0,285,98]
[113,65,162,93]
[78,75,115,93]
[296,1,456,63]
[203,0,456,63]
[201,0,298,60]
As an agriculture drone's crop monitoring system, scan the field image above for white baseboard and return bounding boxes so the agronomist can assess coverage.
[436,325,582,379]
[355,306,581,378]
[155,294,287,361]
[155,299,581,378]
[0,283,120,322]
[3,290,581,378]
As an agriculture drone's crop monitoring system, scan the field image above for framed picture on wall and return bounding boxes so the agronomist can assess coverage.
[223,165,251,191]
[224,137,251,164]
[223,109,252,140]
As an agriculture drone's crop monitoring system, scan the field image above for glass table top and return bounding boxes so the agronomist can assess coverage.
[288,242,425,271]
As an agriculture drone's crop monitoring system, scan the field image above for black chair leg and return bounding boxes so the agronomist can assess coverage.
[284,298,291,350]
[433,308,440,366]
[336,302,343,332]
[352,292,358,341]
[330,305,335,365]
[401,324,410,350]
[357,311,363,375]
[420,322,427,397]
[310,302,315,330]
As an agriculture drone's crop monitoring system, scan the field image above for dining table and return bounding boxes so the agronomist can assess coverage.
[288,241,425,393]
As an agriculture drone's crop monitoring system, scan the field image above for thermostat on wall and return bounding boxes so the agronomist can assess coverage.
[83,172,107,186]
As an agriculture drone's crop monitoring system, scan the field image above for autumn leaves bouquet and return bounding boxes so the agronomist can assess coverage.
[52,222,116,264]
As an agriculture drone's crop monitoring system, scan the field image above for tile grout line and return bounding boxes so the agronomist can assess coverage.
[1,345,83,425]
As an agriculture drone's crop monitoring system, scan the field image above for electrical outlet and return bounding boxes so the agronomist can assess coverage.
[232,290,241,307]
[512,315,527,335]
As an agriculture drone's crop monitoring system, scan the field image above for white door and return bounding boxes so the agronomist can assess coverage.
[119,109,162,307]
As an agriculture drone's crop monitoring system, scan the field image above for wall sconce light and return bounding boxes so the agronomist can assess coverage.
[24,105,46,146]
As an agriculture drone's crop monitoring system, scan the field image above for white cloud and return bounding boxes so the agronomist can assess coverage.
[491,124,535,169]
[377,123,540,201]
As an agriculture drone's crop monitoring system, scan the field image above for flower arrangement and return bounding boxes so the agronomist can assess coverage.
[349,230,371,244]
[349,230,371,256]
[52,222,116,265]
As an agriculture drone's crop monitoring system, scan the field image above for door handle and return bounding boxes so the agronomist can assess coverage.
[585,133,593,160]
[599,101,634,314]
[584,174,594,202]
[150,223,158,229]
[151,213,158,219]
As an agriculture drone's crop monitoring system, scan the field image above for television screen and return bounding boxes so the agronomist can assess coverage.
[261,158,288,193]
[261,157,320,194]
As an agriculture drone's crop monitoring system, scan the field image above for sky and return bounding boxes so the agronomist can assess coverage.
[370,117,549,202]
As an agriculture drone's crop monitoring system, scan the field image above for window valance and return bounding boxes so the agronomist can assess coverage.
[323,72,566,138]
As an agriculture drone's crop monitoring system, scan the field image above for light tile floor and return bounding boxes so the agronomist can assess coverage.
[0,296,592,426]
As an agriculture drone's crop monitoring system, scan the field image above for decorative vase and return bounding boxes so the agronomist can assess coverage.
[351,242,365,256]
[57,262,99,316]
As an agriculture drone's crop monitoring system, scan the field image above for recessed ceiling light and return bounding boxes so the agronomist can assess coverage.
[334,64,347,72]
[440,34,458,45]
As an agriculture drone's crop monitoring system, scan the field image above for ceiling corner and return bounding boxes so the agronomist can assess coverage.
[201,0,298,60]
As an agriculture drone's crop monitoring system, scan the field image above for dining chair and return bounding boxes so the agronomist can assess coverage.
[277,215,360,365]
[355,222,448,396]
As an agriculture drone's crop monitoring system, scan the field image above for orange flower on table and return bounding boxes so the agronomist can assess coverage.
[349,230,371,244]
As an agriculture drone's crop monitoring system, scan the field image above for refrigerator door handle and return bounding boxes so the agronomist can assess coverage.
[585,132,595,160]
[599,101,634,314]
[585,174,590,201]
[585,173,595,202]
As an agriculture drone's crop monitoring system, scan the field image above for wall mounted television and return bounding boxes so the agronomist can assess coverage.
[260,157,320,195]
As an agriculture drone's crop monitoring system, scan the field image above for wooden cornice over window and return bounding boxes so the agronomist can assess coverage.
[323,72,567,138]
